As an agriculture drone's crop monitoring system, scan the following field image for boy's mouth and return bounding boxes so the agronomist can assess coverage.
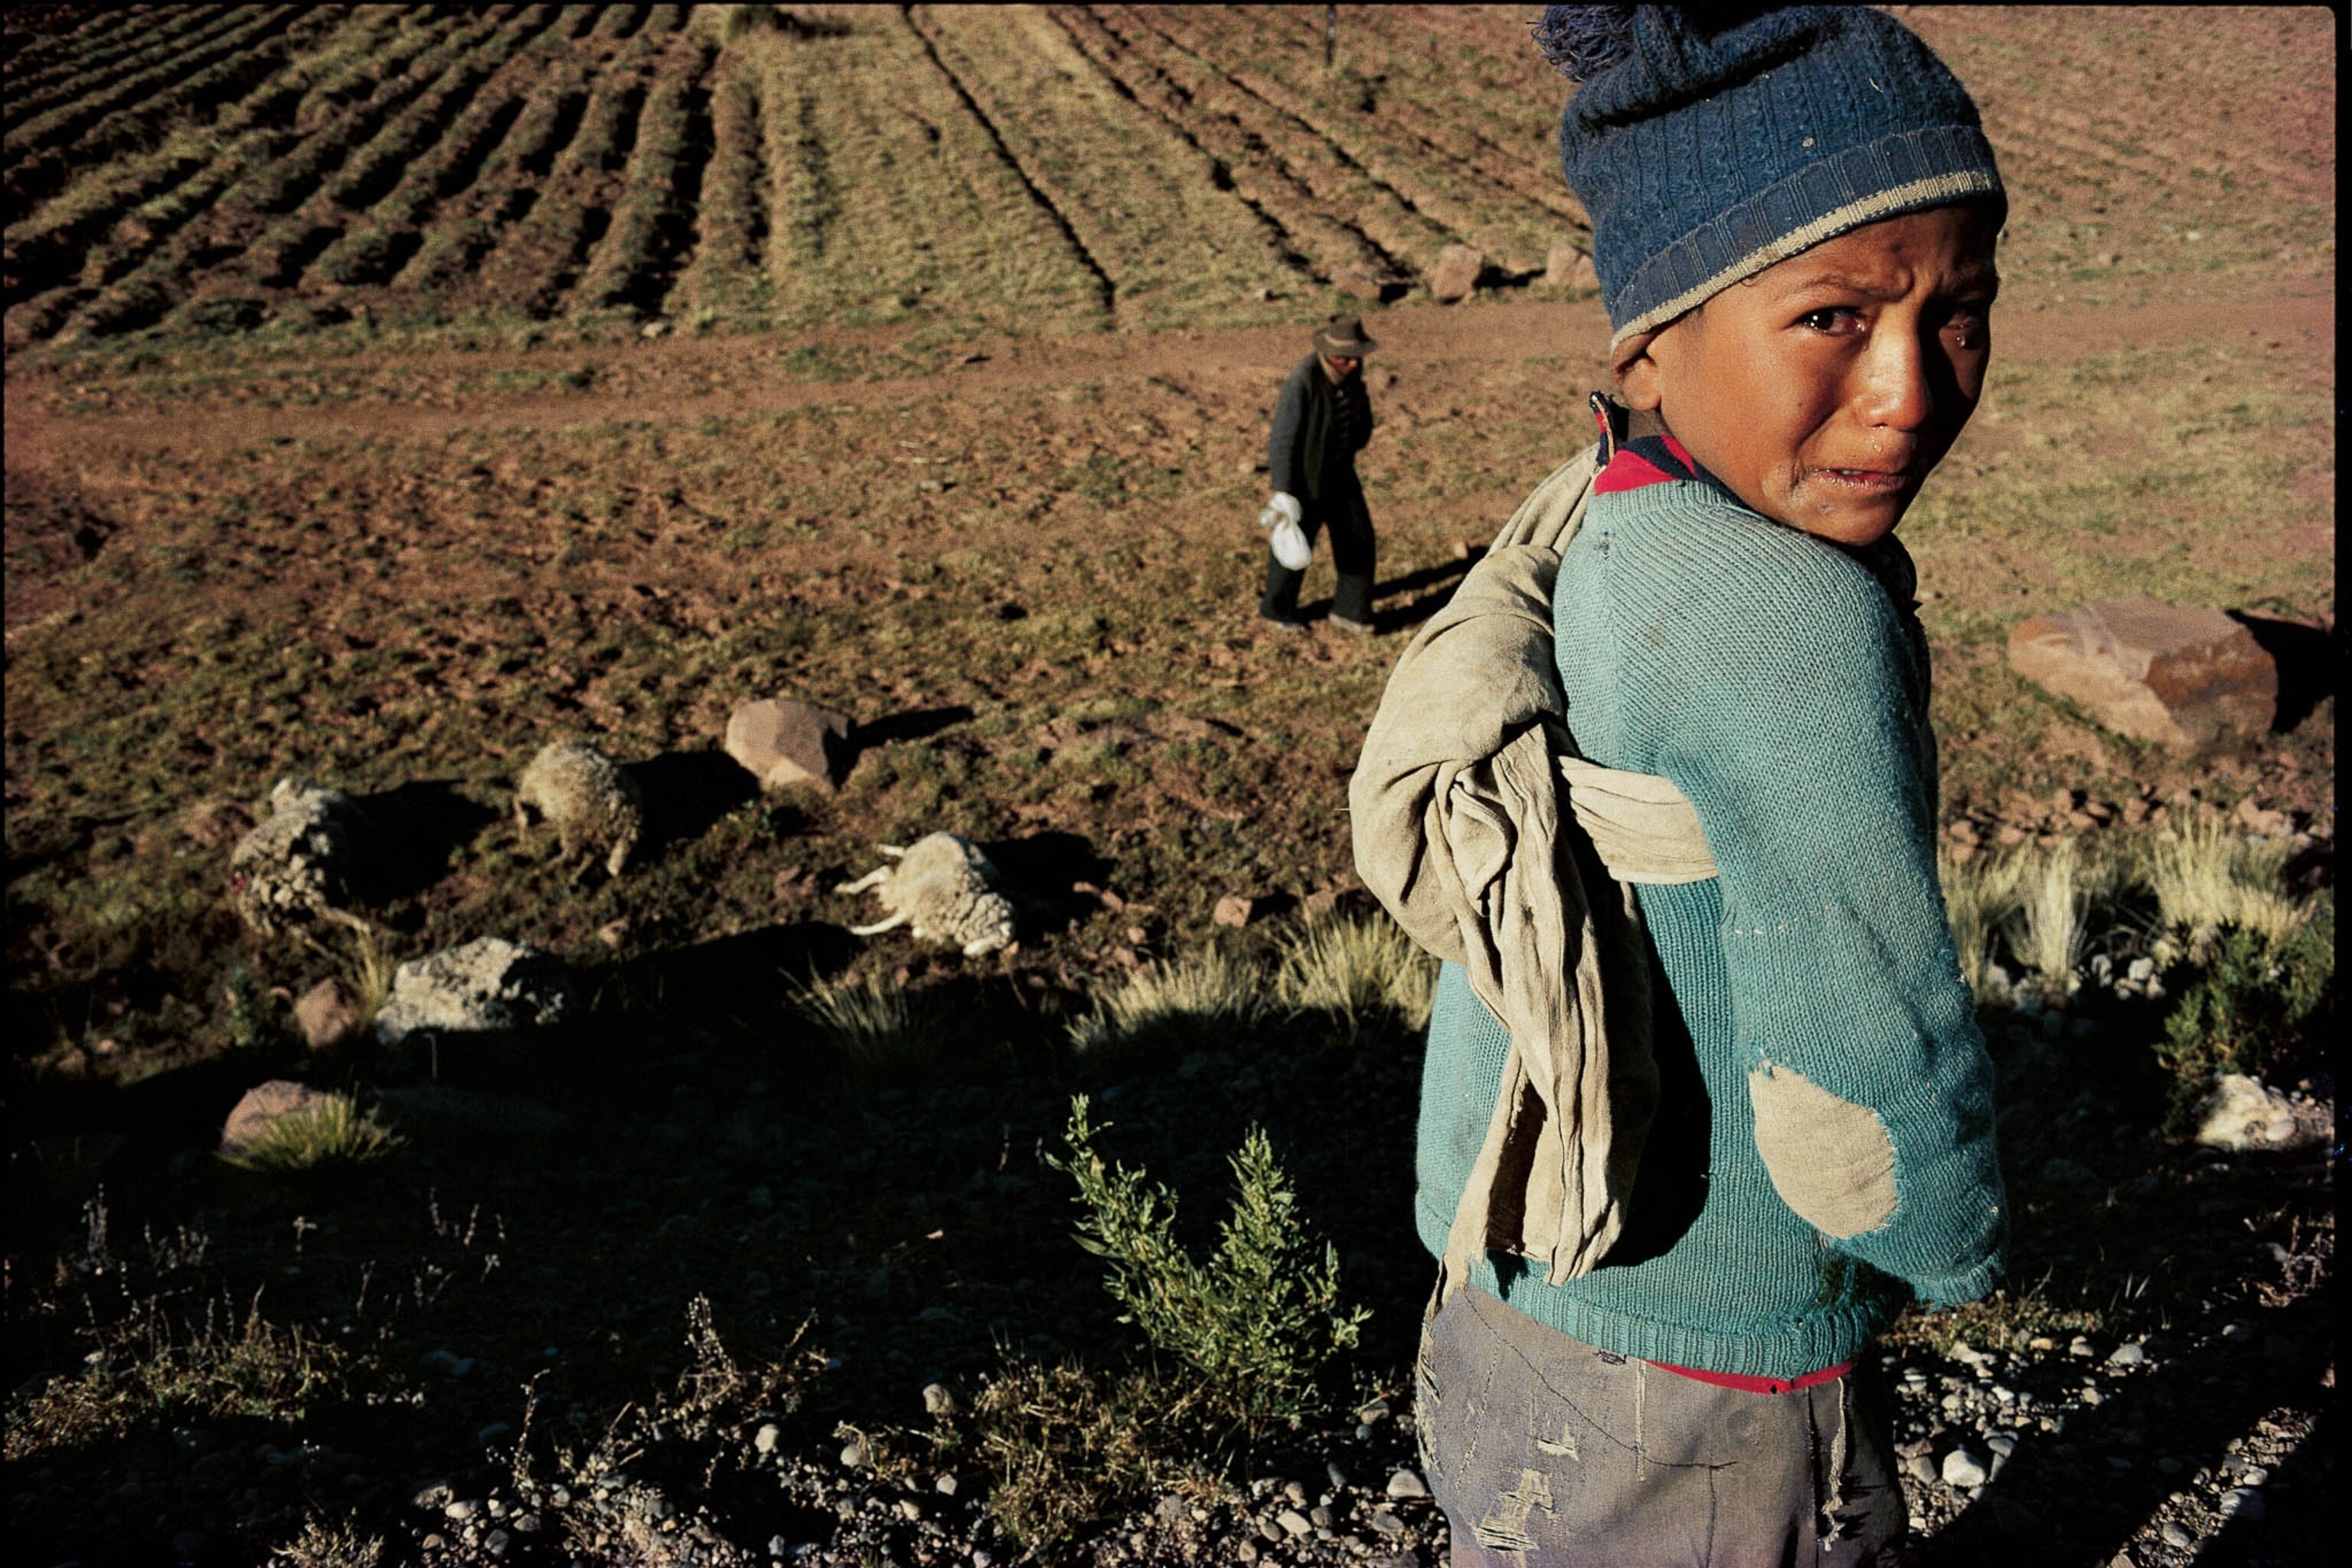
[1815,466,1916,495]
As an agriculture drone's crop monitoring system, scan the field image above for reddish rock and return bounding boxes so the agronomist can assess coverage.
[221,1080,334,1152]
[1544,243,1597,290]
[293,978,362,1050]
[1427,245,1485,304]
[1214,894,1256,929]
[2007,598,2275,752]
[1332,267,1383,301]
[725,697,855,792]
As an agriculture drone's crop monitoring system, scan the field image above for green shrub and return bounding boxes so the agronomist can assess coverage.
[1067,947,1264,1066]
[1050,1096,1367,1439]
[218,1094,401,1173]
[1276,912,1436,1034]
[2157,892,2334,1124]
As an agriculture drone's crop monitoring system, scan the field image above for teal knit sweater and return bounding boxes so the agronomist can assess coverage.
[1414,468,2005,1380]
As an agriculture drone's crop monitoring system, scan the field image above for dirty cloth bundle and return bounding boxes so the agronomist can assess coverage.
[1350,444,1717,1310]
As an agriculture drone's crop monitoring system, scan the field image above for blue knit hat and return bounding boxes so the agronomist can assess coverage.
[1537,5,2004,348]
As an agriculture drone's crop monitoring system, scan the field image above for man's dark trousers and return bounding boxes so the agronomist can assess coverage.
[1260,477,1374,625]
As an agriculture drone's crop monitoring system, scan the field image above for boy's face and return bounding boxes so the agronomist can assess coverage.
[1619,204,2000,547]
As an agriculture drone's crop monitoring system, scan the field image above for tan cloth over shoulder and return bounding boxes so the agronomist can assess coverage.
[1349,445,1718,1308]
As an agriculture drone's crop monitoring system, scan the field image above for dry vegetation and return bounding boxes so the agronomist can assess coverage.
[2,6,2336,1566]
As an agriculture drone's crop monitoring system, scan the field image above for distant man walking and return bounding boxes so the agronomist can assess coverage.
[1258,315,1378,632]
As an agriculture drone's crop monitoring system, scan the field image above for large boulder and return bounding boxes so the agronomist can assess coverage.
[1544,243,1597,290]
[2007,597,2275,752]
[374,936,576,1046]
[1427,245,1485,304]
[726,697,855,792]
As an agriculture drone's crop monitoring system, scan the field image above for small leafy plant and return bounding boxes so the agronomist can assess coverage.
[1050,1096,1367,1439]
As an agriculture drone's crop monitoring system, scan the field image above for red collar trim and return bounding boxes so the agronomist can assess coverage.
[1646,1357,1854,1395]
[1592,434,1701,495]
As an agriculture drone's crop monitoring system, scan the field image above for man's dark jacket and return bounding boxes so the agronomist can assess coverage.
[1267,354,1374,504]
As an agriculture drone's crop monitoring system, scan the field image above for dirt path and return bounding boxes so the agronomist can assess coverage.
[3,285,2334,475]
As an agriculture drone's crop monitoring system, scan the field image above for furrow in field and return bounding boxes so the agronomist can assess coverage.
[1070,5,1436,284]
[4,4,238,128]
[1142,6,1568,270]
[140,11,505,312]
[2,6,303,168]
[472,24,673,320]
[305,7,573,294]
[670,50,770,322]
[402,60,595,296]
[1,8,431,311]
[570,38,717,317]
[912,5,1296,328]
[2,5,303,214]
[3,5,152,79]
[897,5,1116,320]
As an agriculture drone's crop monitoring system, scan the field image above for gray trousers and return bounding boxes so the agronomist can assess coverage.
[1260,476,1375,623]
[1416,1287,1906,1567]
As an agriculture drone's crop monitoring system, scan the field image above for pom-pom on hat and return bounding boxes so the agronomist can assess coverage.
[1537,5,2004,349]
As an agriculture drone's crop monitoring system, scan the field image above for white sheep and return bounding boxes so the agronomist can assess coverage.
[228,777,368,939]
[514,739,644,880]
[837,831,1018,956]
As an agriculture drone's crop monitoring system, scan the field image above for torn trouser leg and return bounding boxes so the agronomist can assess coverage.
[1417,1285,1906,1566]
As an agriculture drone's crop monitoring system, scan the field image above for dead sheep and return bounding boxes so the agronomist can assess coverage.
[838,832,1018,957]
[514,739,643,880]
[228,777,367,938]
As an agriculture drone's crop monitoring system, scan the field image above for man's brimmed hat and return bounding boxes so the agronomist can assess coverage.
[1313,315,1377,358]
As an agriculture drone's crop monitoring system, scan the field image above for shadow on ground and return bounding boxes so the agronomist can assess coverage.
[2230,612,2335,733]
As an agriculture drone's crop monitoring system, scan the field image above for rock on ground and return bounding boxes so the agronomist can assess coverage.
[374,937,576,1045]
[294,977,363,1050]
[1544,243,1597,289]
[2006,596,2276,751]
[220,1080,336,1152]
[1333,267,1383,301]
[2191,1073,2305,1152]
[726,696,855,792]
[1427,245,1485,304]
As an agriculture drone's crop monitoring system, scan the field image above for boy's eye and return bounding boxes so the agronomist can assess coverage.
[1796,306,1862,333]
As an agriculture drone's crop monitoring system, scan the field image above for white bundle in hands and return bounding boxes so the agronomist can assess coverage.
[1257,491,1312,570]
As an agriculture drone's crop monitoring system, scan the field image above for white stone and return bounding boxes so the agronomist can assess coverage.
[1942,1448,1990,1488]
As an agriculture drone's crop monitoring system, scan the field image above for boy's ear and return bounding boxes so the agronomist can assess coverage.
[1614,341,1665,412]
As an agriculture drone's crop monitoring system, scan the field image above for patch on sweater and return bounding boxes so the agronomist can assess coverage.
[1748,1063,1897,1237]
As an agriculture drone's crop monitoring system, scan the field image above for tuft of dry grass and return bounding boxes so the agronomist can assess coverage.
[1275,913,1436,1033]
[219,1093,402,1174]
[2139,817,2305,954]
[962,1357,1165,1555]
[1067,947,1265,1064]
[1939,849,2024,997]
[791,969,939,1075]
[2002,841,2105,992]
[266,1516,387,1568]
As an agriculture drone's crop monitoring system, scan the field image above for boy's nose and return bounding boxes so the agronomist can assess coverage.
[1853,326,1937,432]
